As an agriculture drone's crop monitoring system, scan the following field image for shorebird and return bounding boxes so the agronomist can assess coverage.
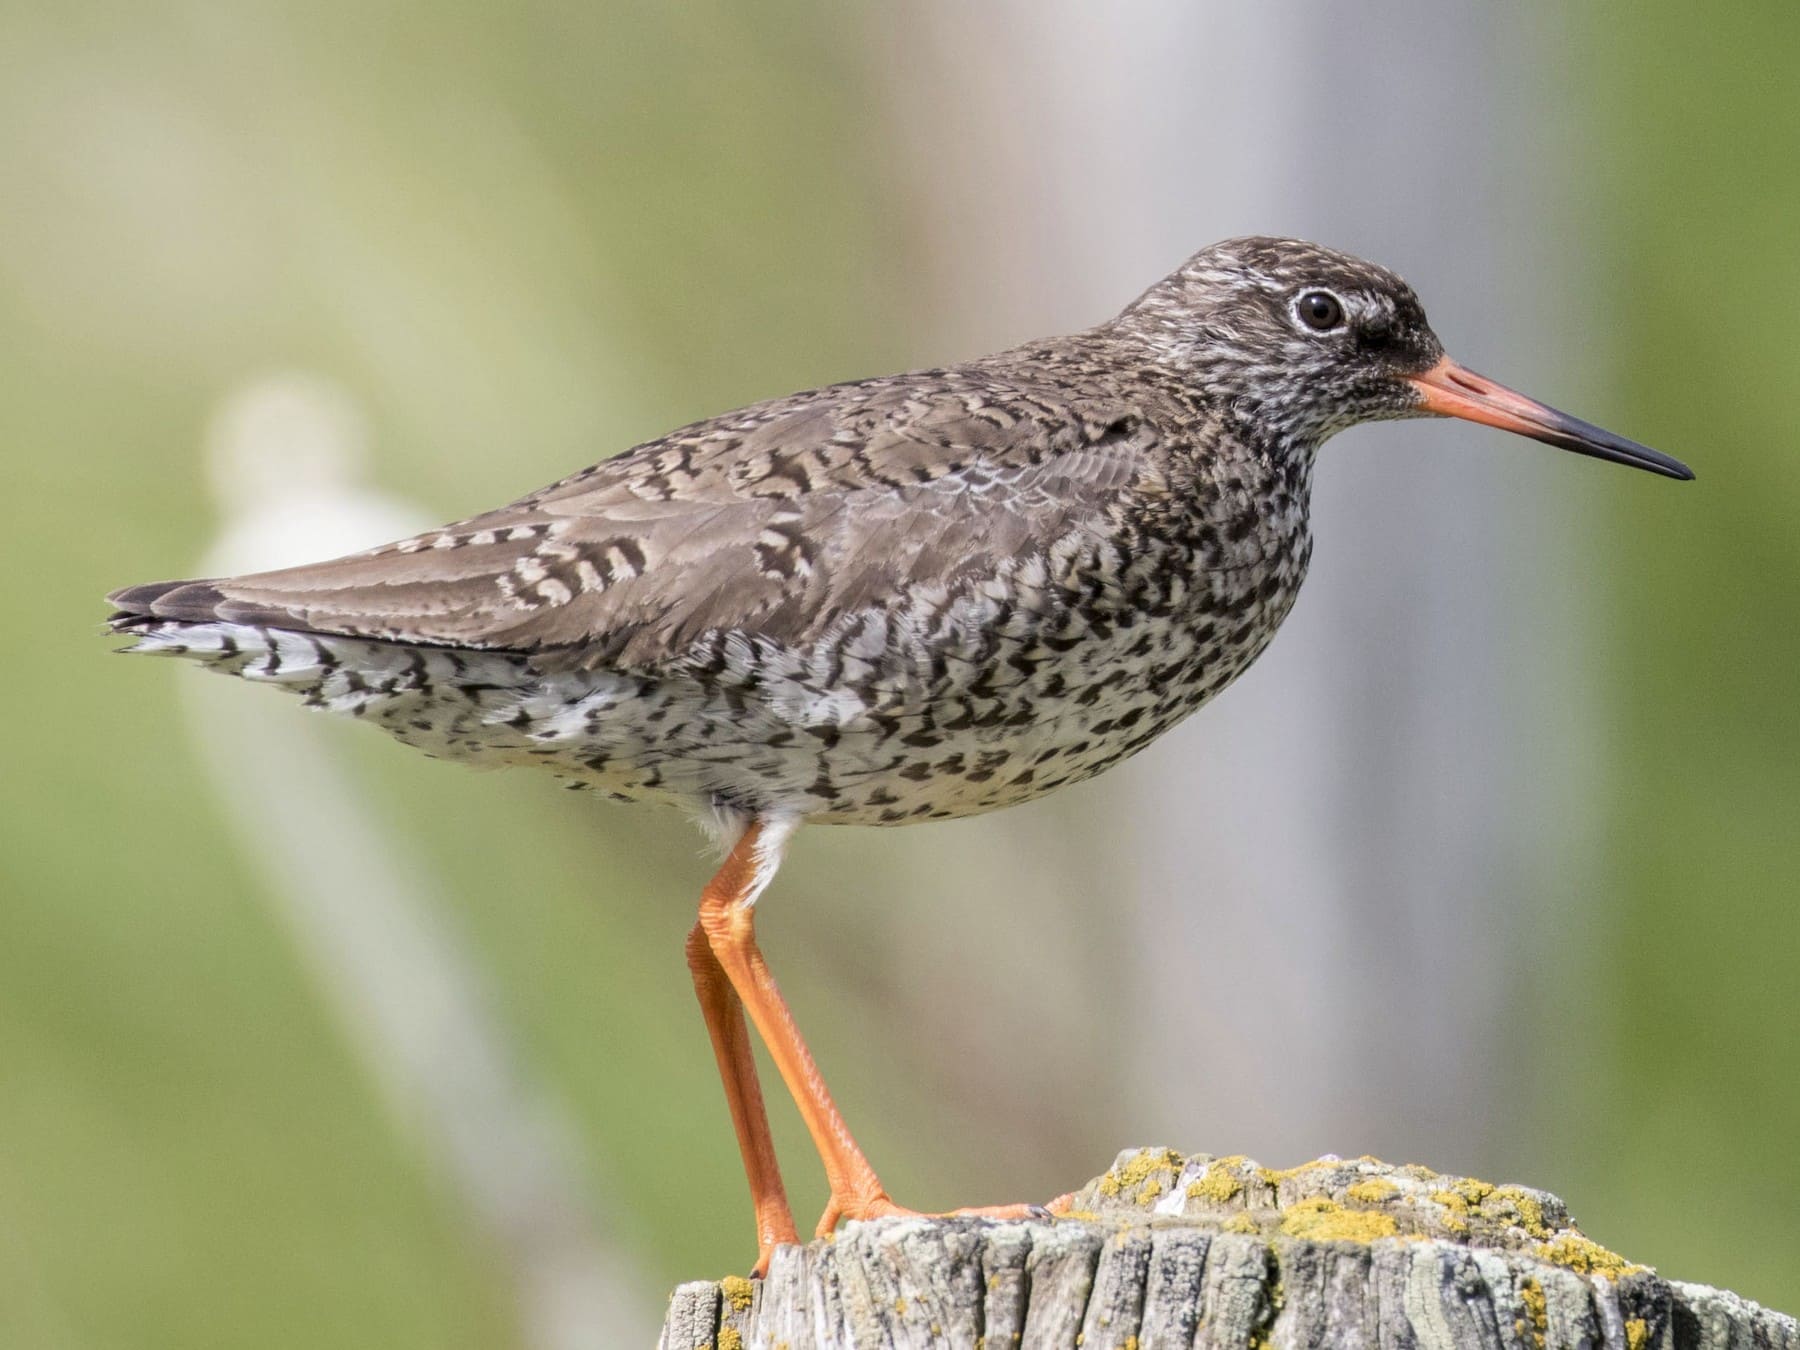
[106,237,1692,1276]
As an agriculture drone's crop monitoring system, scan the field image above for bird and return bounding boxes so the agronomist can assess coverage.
[105,236,1693,1277]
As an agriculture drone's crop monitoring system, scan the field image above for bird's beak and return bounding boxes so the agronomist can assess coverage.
[1407,356,1693,481]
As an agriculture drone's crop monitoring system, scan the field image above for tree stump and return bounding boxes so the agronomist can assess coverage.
[657,1148,1795,1349]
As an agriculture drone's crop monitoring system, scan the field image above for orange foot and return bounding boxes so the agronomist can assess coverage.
[750,1207,803,1280]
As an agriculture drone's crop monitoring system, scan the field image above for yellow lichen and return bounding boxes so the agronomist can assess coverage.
[1446,1178,1494,1208]
[1625,1318,1650,1350]
[1345,1178,1399,1206]
[719,1275,755,1313]
[717,1331,744,1350]
[1490,1186,1551,1239]
[1097,1147,1180,1207]
[1187,1165,1244,1204]
[1533,1234,1641,1279]
[1428,1184,1485,1235]
[894,1297,907,1315]
[1278,1197,1401,1242]
[1460,1179,1495,1204]
[1518,1275,1548,1349]
[1224,1213,1261,1235]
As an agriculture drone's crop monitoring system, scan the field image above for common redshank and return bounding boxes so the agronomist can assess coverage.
[106,237,1692,1276]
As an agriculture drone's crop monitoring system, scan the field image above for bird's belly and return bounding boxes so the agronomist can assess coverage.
[811,597,1297,823]
[605,550,1311,825]
[141,541,1305,825]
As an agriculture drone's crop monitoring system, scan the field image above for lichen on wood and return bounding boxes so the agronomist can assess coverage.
[657,1148,1797,1349]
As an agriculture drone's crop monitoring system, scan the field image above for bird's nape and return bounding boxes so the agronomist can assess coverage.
[1407,357,1694,480]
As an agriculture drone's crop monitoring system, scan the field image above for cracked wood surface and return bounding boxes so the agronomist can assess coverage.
[656,1148,1797,1350]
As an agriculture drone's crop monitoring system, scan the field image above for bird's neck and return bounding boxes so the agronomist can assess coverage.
[1066,321,1323,504]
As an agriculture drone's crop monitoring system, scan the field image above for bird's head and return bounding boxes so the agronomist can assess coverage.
[1115,235,1692,480]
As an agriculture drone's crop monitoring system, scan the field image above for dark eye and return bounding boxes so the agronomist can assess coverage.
[1296,290,1345,332]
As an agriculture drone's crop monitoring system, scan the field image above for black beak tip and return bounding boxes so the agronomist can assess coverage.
[1627,446,1695,482]
[1614,446,1696,481]
[1540,410,1695,483]
[1609,449,1696,482]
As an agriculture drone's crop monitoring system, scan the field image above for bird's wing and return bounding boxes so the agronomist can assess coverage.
[109,374,1159,670]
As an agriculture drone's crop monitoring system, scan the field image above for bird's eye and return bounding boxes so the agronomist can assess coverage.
[1295,290,1345,332]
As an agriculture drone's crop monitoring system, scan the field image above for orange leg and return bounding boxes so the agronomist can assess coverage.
[684,918,800,1277]
[698,821,1046,1240]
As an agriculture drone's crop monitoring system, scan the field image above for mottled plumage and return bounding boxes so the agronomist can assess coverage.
[105,237,1690,1274]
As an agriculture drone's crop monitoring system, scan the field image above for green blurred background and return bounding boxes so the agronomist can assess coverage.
[1,4,1795,1346]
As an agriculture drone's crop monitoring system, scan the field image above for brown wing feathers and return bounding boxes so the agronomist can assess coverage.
[107,369,1156,668]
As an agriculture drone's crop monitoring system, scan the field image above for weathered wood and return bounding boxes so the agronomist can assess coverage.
[657,1148,1797,1349]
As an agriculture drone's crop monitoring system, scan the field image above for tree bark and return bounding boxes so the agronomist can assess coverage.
[657,1149,1796,1349]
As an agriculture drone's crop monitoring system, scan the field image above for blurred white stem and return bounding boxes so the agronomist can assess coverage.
[184,373,655,1349]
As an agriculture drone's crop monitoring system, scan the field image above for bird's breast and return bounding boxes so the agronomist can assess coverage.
[621,504,1317,824]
